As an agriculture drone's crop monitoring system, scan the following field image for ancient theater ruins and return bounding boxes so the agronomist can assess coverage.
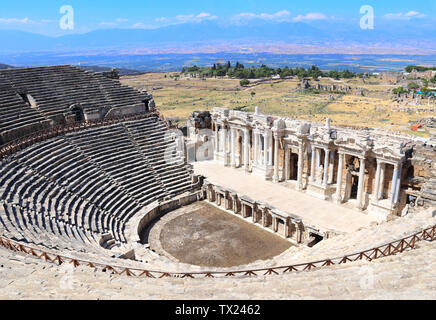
[0,65,434,299]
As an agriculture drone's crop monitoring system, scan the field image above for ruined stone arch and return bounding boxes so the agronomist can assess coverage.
[69,104,84,122]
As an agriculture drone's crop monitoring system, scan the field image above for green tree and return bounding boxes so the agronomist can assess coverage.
[393,86,406,94]
[239,79,250,86]
[407,82,420,91]
[405,65,436,73]
[216,69,226,77]
[422,79,429,87]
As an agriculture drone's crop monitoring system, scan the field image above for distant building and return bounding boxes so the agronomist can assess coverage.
[409,69,436,81]
[381,72,403,84]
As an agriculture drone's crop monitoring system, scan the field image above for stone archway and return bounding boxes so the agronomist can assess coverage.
[70,104,84,122]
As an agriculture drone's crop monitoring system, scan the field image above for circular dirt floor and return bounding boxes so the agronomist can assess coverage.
[151,201,292,268]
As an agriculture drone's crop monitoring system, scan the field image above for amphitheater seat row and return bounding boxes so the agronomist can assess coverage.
[0,66,149,120]
[0,82,47,133]
[0,116,194,255]
[0,65,151,144]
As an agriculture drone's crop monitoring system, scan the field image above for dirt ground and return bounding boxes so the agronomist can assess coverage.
[121,72,434,137]
[155,201,291,268]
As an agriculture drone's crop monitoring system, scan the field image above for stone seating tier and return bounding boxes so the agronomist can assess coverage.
[0,117,194,256]
[0,65,153,144]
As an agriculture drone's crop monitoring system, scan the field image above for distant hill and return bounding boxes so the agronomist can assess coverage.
[0,63,13,69]
[0,20,434,54]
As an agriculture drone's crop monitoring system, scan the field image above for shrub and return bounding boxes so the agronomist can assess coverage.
[240,79,250,86]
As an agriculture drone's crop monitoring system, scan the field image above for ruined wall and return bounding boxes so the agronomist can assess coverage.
[409,144,436,208]
[189,111,212,130]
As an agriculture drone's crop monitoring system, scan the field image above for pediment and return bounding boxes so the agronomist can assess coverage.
[227,118,248,127]
[372,146,402,159]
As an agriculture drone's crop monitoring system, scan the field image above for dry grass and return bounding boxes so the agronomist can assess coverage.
[121,73,435,136]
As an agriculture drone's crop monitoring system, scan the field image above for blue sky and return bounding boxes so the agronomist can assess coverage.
[1,0,434,36]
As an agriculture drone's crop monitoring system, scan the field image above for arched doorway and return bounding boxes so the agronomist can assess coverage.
[70,105,84,122]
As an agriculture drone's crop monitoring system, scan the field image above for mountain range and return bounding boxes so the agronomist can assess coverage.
[1,20,435,54]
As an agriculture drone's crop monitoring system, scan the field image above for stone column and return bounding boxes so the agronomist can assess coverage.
[284,145,290,181]
[296,225,302,244]
[297,142,304,189]
[328,151,335,184]
[335,152,344,203]
[316,148,321,183]
[263,134,268,167]
[253,131,258,166]
[230,128,236,167]
[378,163,386,200]
[356,157,366,209]
[389,163,399,206]
[223,126,228,166]
[316,148,321,168]
[261,209,266,227]
[373,159,382,202]
[268,134,273,166]
[284,220,289,238]
[244,128,250,171]
[273,134,279,182]
[322,148,330,185]
[393,164,402,205]
[237,130,242,167]
[214,123,219,158]
[310,145,316,182]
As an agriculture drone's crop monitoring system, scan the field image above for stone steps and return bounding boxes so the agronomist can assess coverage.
[0,239,433,299]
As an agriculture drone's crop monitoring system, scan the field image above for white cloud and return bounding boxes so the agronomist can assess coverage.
[405,11,426,18]
[384,11,426,20]
[384,13,403,20]
[231,10,333,24]
[99,18,129,27]
[130,22,156,29]
[293,12,328,22]
[0,17,32,24]
[152,12,217,26]
[197,12,213,19]
[99,22,116,27]
[232,10,292,23]
[175,12,217,23]
[155,17,170,23]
